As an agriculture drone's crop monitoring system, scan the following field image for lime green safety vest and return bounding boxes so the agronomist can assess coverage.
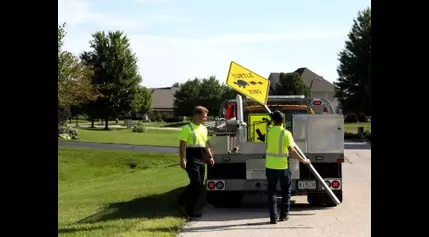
[265,126,290,170]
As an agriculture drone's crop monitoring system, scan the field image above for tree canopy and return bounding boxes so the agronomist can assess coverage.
[58,23,99,109]
[132,85,152,116]
[80,31,142,129]
[334,8,371,115]
[173,77,236,117]
[275,72,310,96]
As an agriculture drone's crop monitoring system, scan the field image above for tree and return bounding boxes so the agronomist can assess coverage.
[275,72,309,96]
[173,77,236,117]
[334,8,371,115]
[132,85,152,118]
[82,31,142,129]
[173,78,202,116]
[58,23,99,125]
[172,82,180,87]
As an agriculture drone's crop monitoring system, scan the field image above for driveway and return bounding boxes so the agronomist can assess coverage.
[177,142,371,237]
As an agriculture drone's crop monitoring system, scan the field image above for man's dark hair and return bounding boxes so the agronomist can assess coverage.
[271,110,284,123]
[194,106,209,115]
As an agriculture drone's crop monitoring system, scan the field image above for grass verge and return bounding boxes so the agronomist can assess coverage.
[344,122,371,133]
[75,128,179,147]
[58,147,188,237]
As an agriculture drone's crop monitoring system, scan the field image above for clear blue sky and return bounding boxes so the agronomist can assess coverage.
[59,0,371,88]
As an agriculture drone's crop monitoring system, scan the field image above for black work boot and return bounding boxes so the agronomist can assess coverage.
[279,216,289,222]
[270,218,278,224]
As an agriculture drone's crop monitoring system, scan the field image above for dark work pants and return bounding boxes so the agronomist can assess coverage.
[266,168,292,219]
[178,160,205,215]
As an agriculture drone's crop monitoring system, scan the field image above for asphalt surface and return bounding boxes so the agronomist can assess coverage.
[177,142,371,237]
[58,141,178,153]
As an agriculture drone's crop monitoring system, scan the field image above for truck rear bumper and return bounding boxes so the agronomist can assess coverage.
[206,178,342,195]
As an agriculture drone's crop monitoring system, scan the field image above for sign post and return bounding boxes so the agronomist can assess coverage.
[226,61,341,206]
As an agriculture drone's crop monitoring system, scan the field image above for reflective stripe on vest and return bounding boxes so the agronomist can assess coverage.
[266,129,287,157]
[186,124,205,148]
[265,127,289,170]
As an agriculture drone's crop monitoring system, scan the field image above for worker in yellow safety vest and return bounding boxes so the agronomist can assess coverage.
[265,110,311,224]
[177,106,215,218]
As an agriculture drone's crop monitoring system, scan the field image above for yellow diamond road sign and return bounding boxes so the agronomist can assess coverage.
[226,61,270,105]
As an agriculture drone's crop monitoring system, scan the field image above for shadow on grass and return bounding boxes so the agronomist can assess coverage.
[77,186,186,225]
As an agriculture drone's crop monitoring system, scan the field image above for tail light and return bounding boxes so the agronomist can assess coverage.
[216,181,225,189]
[226,102,237,120]
[207,180,225,190]
[207,181,215,190]
[331,180,340,189]
[337,158,344,163]
[325,180,331,188]
[323,179,341,190]
[312,100,322,105]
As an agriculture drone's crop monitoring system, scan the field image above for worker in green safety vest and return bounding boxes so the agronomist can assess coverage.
[265,110,311,224]
[177,106,215,218]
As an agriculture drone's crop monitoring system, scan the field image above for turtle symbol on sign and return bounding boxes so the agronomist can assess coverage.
[234,80,249,88]
[249,81,264,85]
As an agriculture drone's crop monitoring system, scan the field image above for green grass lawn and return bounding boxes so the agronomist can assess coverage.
[344,122,371,134]
[76,128,179,147]
[58,147,188,237]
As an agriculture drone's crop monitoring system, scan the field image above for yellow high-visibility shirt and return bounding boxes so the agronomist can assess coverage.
[265,126,295,170]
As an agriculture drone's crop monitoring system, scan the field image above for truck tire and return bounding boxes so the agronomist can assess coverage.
[207,191,244,208]
[307,191,343,207]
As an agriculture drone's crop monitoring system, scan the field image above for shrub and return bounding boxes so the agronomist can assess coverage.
[132,121,146,133]
[357,113,368,122]
[344,113,358,123]
[58,126,79,140]
[162,115,181,123]
[149,114,163,122]
[344,131,371,141]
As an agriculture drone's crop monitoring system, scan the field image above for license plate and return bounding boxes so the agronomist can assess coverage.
[298,180,316,190]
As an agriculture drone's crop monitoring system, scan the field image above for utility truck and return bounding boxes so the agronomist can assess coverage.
[205,95,344,207]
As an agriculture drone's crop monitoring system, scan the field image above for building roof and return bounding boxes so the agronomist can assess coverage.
[268,67,335,94]
[151,87,178,109]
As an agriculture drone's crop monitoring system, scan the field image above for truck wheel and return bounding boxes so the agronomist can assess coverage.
[307,191,343,207]
[207,191,244,208]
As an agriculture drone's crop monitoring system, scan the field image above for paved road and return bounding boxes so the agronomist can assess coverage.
[177,142,371,237]
[58,141,178,153]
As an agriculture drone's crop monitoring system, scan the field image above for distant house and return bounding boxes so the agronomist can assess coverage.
[151,87,179,116]
[268,67,339,113]
[268,67,336,102]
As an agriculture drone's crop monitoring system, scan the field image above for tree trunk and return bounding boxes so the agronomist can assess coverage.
[91,117,95,128]
[75,116,79,128]
[104,117,109,130]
